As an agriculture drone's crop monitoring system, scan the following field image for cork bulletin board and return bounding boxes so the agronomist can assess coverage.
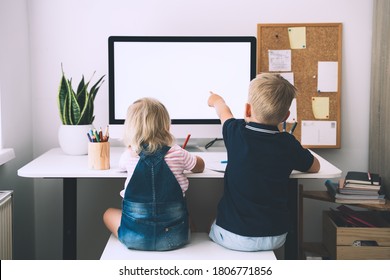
[257,23,342,148]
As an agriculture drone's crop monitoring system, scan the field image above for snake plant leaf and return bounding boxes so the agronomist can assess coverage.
[89,75,105,101]
[76,76,85,97]
[76,78,88,119]
[58,74,68,124]
[78,90,93,124]
[68,86,81,125]
[87,97,95,124]
[78,75,104,124]
[62,92,71,125]
[58,66,104,125]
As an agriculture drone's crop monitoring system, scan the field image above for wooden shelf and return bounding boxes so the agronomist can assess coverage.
[299,188,390,259]
[302,190,390,211]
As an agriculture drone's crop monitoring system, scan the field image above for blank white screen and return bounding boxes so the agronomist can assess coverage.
[113,41,252,122]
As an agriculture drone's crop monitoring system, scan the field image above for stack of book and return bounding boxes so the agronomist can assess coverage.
[325,171,386,204]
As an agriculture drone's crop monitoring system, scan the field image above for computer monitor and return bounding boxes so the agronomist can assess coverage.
[108,36,257,141]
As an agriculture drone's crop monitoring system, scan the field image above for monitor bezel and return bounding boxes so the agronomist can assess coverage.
[108,36,257,125]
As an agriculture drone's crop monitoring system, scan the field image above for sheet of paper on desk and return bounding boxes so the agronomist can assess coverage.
[112,168,127,173]
[206,160,226,172]
[301,120,337,145]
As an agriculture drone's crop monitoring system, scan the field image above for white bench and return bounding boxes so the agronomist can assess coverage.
[100,232,276,260]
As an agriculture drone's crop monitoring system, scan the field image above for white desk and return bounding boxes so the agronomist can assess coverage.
[18,147,341,259]
[17,147,340,179]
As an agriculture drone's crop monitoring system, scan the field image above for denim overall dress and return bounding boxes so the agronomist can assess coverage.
[118,146,189,251]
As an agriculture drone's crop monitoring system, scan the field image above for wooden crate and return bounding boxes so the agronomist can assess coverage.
[322,211,390,259]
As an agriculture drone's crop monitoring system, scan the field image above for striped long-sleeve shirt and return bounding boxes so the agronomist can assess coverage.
[119,144,197,197]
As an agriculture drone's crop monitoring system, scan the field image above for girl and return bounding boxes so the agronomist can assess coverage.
[103,97,205,251]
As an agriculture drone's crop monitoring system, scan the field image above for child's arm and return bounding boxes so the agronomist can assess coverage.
[208,91,234,125]
[306,156,321,173]
[191,156,205,173]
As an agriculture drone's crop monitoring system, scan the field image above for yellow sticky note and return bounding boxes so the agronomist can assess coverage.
[312,97,329,119]
[288,27,306,49]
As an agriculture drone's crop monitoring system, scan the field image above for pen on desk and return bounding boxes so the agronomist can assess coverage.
[182,134,191,149]
[289,122,298,134]
[367,172,372,182]
[221,160,228,164]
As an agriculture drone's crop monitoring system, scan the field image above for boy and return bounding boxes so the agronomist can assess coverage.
[207,73,320,251]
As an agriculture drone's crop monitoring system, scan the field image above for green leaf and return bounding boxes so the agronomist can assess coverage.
[87,98,95,124]
[76,77,88,115]
[58,74,68,124]
[89,75,105,101]
[63,94,70,124]
[77,93,92,125]
[67,85,81,125]
[58,66,104,125]
[76,76,85,97]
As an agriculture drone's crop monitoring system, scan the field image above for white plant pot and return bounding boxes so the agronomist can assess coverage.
[58,124,93,155]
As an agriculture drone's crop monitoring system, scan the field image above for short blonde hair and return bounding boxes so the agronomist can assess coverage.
[248,73,297,125]
[123,97,174,154]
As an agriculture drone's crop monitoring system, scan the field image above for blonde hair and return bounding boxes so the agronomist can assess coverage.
[123,97,174,154]
[248,73,297,125]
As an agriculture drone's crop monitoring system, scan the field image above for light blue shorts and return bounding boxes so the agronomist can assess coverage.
[209,221,287,251]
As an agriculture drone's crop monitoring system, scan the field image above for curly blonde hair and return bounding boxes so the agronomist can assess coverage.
[123,97,174,154]
[248,73,297,125]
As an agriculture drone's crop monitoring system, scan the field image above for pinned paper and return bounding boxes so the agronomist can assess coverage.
[280,72,294,86]
[288,27,306,49]
[286,98,297,123]
[301,120,337,146]
[312,97,329,119]
[317,61,338,92]
[268,50,291,72]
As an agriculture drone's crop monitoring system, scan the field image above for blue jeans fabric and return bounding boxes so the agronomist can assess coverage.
[118,146,189,251]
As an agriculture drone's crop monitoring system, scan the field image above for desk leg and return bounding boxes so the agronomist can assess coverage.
[63,178,77,260]
[285,178,298,260]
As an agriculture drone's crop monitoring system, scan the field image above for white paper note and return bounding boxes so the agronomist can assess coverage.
[286,98,297,123]
[268,50,291,72]
[280,72,294,86]
[317,61,338,92]
[301,120,337,145]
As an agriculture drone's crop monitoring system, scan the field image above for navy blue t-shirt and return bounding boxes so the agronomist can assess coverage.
[216,119,314,237]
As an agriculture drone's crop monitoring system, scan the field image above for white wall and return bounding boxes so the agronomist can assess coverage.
[0,0,35,259]
[25,0,374,259]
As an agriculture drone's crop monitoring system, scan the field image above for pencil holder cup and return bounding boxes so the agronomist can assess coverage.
[88,142,110,170]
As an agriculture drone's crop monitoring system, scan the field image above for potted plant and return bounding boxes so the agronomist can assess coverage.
[58,66,105,155]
